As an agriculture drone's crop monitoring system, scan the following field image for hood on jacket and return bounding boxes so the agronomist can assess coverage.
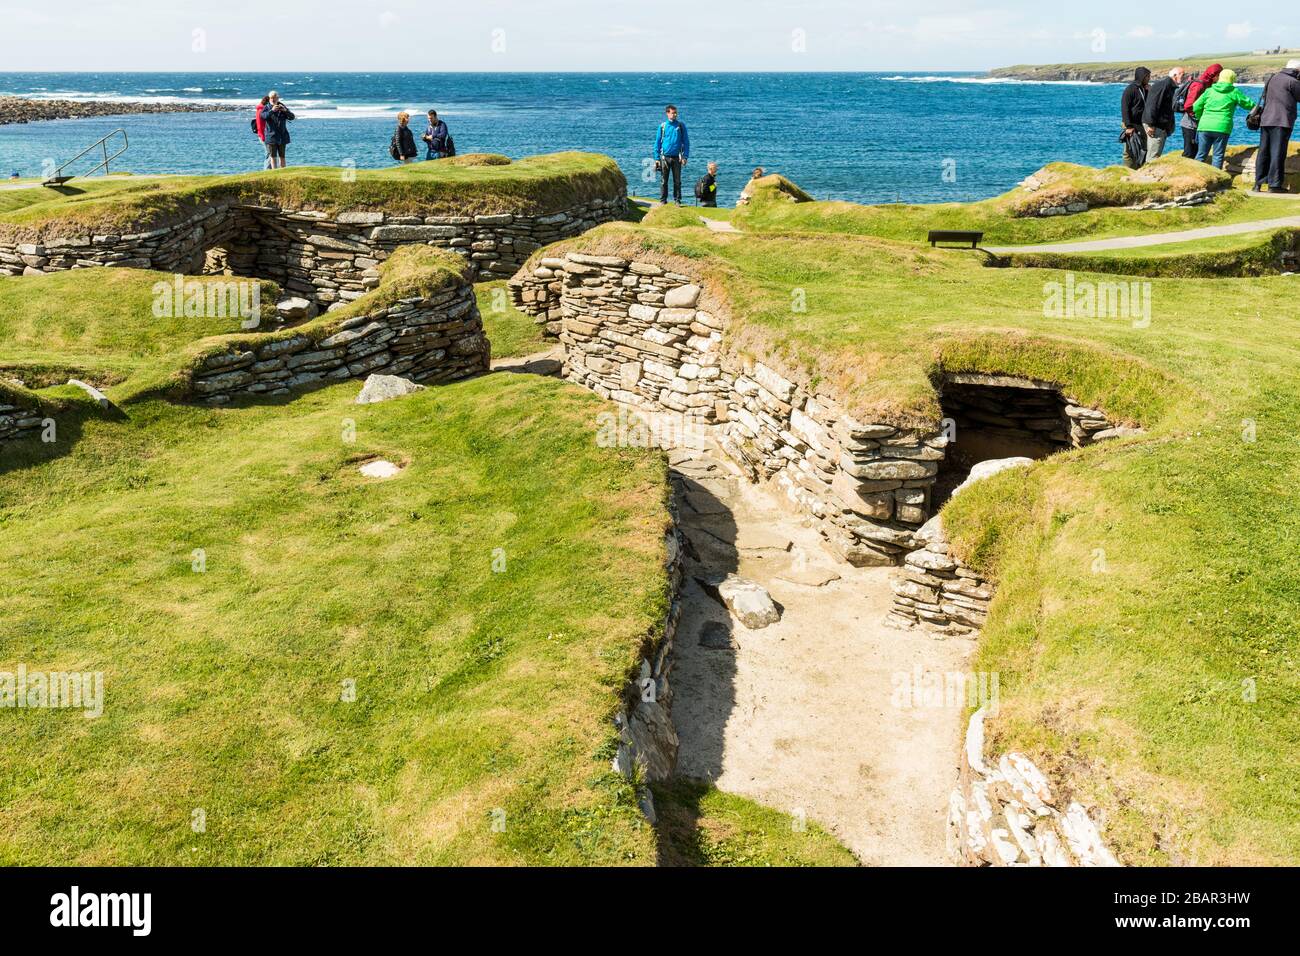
[1200,64,1223,84]
[1134,67,1152,85]
[1215,69,1237,87]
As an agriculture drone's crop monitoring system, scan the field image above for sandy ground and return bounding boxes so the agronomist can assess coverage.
[667,438,975,866]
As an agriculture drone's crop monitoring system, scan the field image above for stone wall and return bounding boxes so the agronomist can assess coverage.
[0,397,45,446]
[949,706,1120,866]
[511,250,944,566]
[612,526,684,822]
[886,514,993,636]
[188,281,487,405]
[0,194,626,306]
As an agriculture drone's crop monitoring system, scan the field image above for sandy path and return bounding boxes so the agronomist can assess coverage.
[666,437,974,866]
[986,213,1300,254]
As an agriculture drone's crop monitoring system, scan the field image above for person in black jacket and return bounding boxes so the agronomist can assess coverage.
[259,91,295,169]
[1142,67,1185,161]
[695,161,719,206]
[391,112,418,164]
[1121,67,1152,168]
[1255,60,1300,193]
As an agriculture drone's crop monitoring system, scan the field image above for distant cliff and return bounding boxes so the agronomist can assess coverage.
[990,51,1295,85]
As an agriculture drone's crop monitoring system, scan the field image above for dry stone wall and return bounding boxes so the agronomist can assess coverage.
[189,282,487,405]
[510,250,944,566]
[612,526,684,822]
[0,194,625,306]
[0,397,45,446]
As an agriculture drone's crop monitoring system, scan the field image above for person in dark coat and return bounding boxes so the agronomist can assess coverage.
[1255,60,1300,193]
[1142,67,1185,160]
[422,109,450,160]
[1121,67,1152,168]
[1180,64,1221,158]
[259,91,295,168]
[391,112,418,164]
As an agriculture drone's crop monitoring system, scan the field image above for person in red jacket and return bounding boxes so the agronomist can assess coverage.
[1180,64,1222,158]
[254,95,270,169]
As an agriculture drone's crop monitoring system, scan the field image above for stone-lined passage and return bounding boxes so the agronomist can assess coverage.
[511,251,946,566]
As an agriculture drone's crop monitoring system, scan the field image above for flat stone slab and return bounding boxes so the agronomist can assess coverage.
[359,459,402,479]
[695,573,782,629]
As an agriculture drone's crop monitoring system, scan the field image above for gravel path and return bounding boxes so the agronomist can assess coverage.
[986,214,1300,254]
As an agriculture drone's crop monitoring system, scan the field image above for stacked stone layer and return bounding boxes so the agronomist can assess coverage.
[0,399,45,446]
[189,283,488,405]
[0,194,625,302]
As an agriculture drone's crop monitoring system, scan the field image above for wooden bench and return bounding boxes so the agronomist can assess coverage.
[927,230,983,249]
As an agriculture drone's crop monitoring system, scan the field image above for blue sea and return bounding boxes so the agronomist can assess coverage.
[0,72,1265,206]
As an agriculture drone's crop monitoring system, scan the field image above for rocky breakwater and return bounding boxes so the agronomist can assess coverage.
[188,280,487,405]
[0,96,237,126]
[510,249,945,566]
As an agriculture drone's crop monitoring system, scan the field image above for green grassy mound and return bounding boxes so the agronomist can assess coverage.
[530,215,1300,864]
[0,245,470,410]
[0,375,674,864]
[1004,228,1298,278]
[0,152,625,241]
[739,173,815,206]
[734,160,1294,247]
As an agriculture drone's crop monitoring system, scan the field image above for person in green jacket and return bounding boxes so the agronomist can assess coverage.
[1192,68,1256,168]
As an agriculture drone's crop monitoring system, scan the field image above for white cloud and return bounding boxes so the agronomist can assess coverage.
[1127,26,1154,39]
[379,11,398,29]
[1225,21,1255,41]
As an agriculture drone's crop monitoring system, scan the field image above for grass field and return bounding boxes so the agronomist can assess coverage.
[534,188,1300,863]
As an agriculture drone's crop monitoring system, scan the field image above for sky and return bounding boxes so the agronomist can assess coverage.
[0,1,1292,72]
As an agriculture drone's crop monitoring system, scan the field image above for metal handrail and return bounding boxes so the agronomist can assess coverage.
[43,128,129,186]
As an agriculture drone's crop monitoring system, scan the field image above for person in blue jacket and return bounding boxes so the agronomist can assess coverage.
[259,91,295,169]
[654,104,690,205]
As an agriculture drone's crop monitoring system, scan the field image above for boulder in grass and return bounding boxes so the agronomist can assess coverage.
[356,374,425,405]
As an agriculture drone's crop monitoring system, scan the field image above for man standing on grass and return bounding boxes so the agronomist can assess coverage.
[1254,61,1300,193]
[654,104,690,205]
[1120,67,1151,169]
[1143,67,1185,162]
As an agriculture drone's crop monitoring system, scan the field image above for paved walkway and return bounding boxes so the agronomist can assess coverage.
[987,214,1300,255]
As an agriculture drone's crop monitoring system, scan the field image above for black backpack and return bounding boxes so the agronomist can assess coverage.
[1247,74,1273,131]
[694,176,709,200]
[389,132,402,161]
[1173,78,1194,113]
[444,134,456,158]
[250,116,259,135]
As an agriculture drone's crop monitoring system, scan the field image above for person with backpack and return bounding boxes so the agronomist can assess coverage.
[1142,67,1184,161]
[1253,61,1300,193]
[390,112,418,164]
[252,95,271,169]
[1192,69,1256,169]
[422,109,452,160]
[1180,64,1222,158]
[654,104,690,205]
[694,161,719,207]
[259,91,295,169]
[1120,68,1151,168]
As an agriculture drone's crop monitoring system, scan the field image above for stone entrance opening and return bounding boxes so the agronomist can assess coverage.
[934,373,1077,508]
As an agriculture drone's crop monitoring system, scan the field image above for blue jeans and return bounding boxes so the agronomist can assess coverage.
[1196,130,1229,168]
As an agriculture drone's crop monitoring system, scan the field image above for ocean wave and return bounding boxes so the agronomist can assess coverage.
[878,74,1102,85]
